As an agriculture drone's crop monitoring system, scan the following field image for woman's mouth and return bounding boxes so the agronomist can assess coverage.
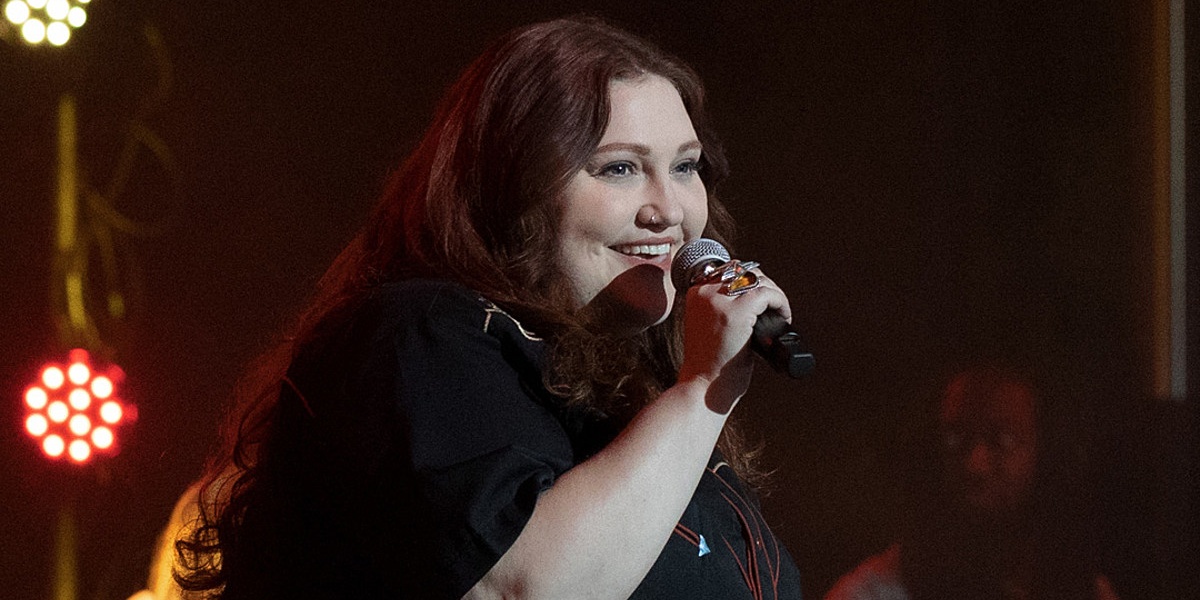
[612,243,672,259]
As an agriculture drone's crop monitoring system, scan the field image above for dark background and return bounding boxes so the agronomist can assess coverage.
[1,2,1195,599]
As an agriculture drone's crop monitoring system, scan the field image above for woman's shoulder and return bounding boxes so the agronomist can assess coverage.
[370,278,545,345]
[372,278,490,319]
[294,279,499,382]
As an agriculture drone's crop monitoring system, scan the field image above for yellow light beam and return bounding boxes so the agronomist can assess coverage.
[56,93,90,335]
[56,93,77,254]
[55,502,77,600]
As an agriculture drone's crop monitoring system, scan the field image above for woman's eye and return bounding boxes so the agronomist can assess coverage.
[596,162,635,178]
[674,159,702,175]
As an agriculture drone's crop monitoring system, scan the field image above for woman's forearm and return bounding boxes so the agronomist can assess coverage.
[465,376,730,600]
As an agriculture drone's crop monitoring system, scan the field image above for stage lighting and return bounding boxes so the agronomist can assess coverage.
[44,434,66,457]
[26,414,49,436]
[68,388,90,410]
[23,348,131,464]
[25,386,49,410]
[42,366,65,389]
[3,0,92,47]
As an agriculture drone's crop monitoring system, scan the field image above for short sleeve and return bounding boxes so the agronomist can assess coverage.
[292,280,575,599]
[386,282,575,595]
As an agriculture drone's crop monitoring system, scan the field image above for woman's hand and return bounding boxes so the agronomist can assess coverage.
[676,268,792,414]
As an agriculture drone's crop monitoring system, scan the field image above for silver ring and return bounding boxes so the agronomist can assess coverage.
[719,270,759,296]
[694,260,761,296]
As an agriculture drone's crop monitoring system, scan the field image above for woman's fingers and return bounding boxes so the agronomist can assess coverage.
[746,269,792,322]
[693,268,791,327]
[685,270,792,363]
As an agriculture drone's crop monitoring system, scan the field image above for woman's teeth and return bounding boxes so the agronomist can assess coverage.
[615,243,671,257]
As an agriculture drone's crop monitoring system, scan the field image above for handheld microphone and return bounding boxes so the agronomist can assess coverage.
[671,238,815,379]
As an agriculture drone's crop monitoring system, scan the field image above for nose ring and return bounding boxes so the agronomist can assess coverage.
[647,213,660,226]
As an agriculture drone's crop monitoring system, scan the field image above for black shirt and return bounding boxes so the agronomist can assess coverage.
[262,279,803,599]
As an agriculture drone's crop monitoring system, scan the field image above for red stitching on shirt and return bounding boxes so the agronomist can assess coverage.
[710,466,783,600]
[673,522,701,547]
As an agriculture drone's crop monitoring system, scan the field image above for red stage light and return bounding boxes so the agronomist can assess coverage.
[44,434,65,457]
[68,414,90,436]
[26,414,49,437]
[68,388,90,410]
[42,367,65,390]
[48,401,69,423]
[23,349,131,464]
[99,401,122,424]
[25,387,49,410]
[67,362,89,385]
[90,376,112,399]
[68,440,90,462]
[91,427,113,449]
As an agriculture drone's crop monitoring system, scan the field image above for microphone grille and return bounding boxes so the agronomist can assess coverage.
[671,238,731,292]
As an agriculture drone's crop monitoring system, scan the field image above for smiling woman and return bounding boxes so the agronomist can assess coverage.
[174,15,804,600]
[557,75,709,332]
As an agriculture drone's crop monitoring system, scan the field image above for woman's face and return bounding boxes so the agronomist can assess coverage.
[556,74,709,333]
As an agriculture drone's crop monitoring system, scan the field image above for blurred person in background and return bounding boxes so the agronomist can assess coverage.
[825,362,1117,600]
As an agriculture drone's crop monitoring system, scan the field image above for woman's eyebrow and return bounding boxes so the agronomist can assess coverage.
[593,140,703,155]
[594,142,652,156]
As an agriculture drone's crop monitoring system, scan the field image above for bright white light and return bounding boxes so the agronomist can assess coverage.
[26,414,49,437]
[68,413,91,436]
[68,388,91,410]
[68,439,90,462]
[9,0,92,46]
[48,400,69,423]
[67,362,89,385]
[99,401,122,424]
[25,387,48,410]
[91,427,113,449]
[43,435,65,457]
[46,18,68,44]
[91,376,113,398]
[44,0,65,18]
[5,0,30,24]
[20,16,43,42]
[42,366,65,389]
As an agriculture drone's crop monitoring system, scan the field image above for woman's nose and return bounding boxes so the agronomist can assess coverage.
[638,177,685,229]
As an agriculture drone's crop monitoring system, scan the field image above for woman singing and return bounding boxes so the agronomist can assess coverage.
[178,16,804,600]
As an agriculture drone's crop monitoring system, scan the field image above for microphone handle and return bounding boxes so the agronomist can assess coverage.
[751,310,815,379]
